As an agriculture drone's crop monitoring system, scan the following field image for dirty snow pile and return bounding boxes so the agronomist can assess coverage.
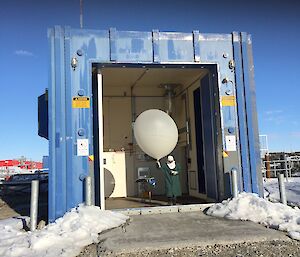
[0,205,128,257]
[207,192,300,240]
[264,177,300,206]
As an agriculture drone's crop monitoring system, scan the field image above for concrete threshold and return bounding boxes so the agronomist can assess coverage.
[113,203,214,216]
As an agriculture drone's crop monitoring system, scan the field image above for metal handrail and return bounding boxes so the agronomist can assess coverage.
[262,157,300,180]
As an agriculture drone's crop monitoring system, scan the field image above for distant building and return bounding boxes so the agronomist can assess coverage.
[0,159,43,170]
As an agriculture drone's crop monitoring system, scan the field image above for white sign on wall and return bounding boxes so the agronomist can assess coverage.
[77,139,89,156]
[225,135,237,152]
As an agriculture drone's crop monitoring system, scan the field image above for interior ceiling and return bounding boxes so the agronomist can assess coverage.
[101,67,208,93]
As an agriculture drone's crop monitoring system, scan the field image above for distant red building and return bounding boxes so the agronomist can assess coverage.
[0,159,43,170]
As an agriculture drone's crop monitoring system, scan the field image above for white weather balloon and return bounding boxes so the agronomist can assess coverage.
[134,109,178,160]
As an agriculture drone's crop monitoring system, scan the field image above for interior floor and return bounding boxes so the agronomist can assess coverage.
[105,194,207,210]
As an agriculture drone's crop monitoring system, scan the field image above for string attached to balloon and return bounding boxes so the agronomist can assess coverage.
[156,160,161,168]
[134,109,178,164]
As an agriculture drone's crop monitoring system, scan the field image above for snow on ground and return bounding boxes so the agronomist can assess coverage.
[0,205,128,257]
[264,177,300,206]
[207,192,300,240]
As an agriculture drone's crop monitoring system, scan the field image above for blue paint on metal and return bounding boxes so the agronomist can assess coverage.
[57,26,67,219]
[152,30,160,63]
[114,31,153,63]
[228,127,235,134]
[43,156,49,169]
[232,32,252,193]
[222,106,236,128]
[109,28,117,61]
[197,33,232,63]
[65,26,79,212]
[48,26,68,221]
[77,128,85,136]
[77,89,85,96]
[158,32,194,62]
[193,30,201,62]
[68,28,110,62]
[48,28,56,222]
[240,32,262,196]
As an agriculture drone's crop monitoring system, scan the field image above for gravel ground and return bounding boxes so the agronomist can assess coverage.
[79,239,300,257]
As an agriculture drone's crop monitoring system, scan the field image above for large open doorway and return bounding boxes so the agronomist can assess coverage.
[92,64,222,210]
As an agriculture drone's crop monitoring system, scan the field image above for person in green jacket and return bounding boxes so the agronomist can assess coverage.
[161,155,182,205]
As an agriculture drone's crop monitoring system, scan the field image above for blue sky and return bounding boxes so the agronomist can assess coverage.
[0,0,299,161]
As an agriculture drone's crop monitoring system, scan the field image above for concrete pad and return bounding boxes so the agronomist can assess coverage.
[99,211,290,254]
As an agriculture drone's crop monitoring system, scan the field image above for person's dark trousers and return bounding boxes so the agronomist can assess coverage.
[168,196,177,205]
[172,196,177,205]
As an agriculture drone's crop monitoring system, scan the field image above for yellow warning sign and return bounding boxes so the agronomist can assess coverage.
[72,97,90,108]
[223,151,229,158]
[88,155,94,161]
[221,96,236,106]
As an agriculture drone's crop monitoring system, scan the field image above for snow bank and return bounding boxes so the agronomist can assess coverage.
[0,205,128,257]
[207,192,300,240]
[264,177,300,206]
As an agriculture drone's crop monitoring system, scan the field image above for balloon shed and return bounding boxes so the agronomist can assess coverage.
[38,26,263,222]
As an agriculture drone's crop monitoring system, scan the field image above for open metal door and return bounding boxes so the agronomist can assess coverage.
[189,73,219,200]
[193,86,206,195]
[92,71,105,209]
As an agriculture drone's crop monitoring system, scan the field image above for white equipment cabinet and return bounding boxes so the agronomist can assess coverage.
[103,152,127,198]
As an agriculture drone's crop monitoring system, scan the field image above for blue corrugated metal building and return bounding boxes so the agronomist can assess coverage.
[38,26,262,222]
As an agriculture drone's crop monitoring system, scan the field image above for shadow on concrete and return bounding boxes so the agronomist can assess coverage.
[0,183,48,223]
